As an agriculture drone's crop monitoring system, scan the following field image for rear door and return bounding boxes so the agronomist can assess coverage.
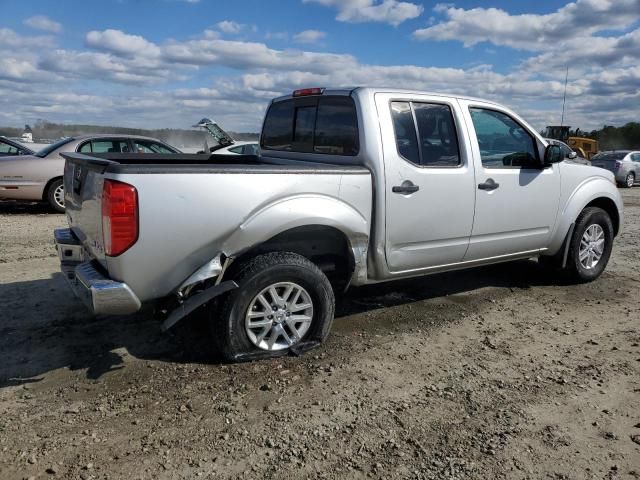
[376,93,476,272]
[460,100,561,260]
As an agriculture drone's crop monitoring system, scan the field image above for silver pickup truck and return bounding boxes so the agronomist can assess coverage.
[55,87,623,361]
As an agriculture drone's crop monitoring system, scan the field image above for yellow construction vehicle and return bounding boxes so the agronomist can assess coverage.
[545,126,599,159]
[567,137,598,159]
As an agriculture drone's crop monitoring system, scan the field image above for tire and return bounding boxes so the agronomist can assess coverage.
[211,252,335,362]
[624,172,635,188]
[564,207,613,283]
[46,178,65,213]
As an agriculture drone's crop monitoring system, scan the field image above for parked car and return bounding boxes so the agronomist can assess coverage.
[590,150,640,188]
[55,87,622,362]
[0,136,35,157]
[0,134,180,212]
[215,141,259,155]
[545,138,590,165]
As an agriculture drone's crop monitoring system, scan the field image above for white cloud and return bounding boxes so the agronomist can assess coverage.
[216,20,245,34]
[2,10,639,133]
[0,28,53,49]
[304,0,423,26]
[85,29,161,57]
[522,29,640,72]
[293,29,327,44]
[414,0,640,50]
[24,15,62,34]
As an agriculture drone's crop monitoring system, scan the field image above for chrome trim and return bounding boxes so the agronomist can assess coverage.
[55,228,85,263]
[54,228,141,315]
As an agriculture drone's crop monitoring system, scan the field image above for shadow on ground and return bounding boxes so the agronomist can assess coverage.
[0,200,61,215]
[0,259,564,388]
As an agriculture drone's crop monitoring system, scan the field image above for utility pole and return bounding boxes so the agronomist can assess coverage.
[560,66,568,127]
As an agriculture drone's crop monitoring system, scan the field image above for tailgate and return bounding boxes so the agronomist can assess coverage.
[62,153,116,266]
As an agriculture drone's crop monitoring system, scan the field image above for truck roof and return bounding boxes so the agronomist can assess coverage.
[271,86,503,108]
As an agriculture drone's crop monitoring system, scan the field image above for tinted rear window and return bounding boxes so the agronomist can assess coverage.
[261,96,359,156]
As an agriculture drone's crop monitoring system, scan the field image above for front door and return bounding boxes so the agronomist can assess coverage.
[460,102,561,261]
[376,93,476,273]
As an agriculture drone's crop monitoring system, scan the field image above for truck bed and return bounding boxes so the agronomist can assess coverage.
[61,152,372,302]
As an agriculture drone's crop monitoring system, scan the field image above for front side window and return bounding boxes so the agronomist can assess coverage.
[261,96,359,156]
[469,108,539,169]
[390,101,461,167]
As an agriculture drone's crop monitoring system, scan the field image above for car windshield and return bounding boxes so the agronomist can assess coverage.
[591,152,627,161]
[35,137,75,157]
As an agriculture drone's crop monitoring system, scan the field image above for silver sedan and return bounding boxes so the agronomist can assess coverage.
[0,134,180,212]
[591,150,640,188]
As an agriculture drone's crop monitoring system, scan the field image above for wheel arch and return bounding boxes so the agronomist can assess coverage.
[584,196,620,236]
[547,178,623,255]
[221,195,370,290]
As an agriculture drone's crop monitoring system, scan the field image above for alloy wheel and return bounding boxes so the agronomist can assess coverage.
[54,184,65,209]
[245,282,313,351]
[578,224,605,270]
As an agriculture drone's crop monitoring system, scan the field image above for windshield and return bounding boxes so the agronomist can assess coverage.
[591,152,627,161]
[35,137,75,158]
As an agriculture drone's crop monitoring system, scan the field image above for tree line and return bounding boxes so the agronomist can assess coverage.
[0,120,258,148]
[560,122,640,151]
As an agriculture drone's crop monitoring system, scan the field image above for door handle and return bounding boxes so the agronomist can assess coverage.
[478,178,500,191]
[392,180,419,194]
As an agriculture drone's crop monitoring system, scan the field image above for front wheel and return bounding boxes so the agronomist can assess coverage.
[564,207,614,283]
[211,252,335,362]
[46,179,65,213]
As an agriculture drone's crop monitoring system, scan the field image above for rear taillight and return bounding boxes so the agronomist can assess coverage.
[102,179,138,256]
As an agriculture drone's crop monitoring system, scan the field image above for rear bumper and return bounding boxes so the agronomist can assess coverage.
[54,228,141,315]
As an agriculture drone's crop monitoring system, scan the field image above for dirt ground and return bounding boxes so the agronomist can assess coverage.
[1,190,639,480]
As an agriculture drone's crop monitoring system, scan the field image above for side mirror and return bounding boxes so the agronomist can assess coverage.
[544,144,563,166]
[568,151,577,160]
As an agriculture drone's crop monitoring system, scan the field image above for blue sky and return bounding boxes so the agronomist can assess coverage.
[1,0,638,131]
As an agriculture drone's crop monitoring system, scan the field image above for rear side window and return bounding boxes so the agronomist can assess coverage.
[390,101,461,167]
[261,96,359,156]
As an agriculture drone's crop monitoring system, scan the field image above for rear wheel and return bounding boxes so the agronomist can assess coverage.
[564,207,613,283]
[46,179,65,213]
[211,252,335,362]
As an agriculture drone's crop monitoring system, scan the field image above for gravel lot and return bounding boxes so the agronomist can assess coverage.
[1,190,639,479]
